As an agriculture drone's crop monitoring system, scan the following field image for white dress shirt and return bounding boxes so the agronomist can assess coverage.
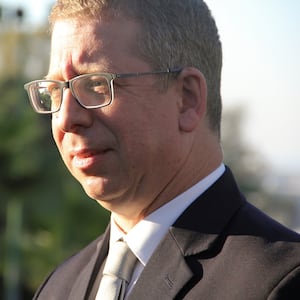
[109,164,225,298]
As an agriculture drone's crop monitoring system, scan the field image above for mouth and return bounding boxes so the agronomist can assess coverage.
[71,148,111,171]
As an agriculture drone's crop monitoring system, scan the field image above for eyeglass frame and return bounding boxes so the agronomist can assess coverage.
[24,67,182,114]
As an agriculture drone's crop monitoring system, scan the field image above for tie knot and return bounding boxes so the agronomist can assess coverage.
[103,240,137,282]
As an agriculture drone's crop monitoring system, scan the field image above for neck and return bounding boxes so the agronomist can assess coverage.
[102,129,223,233]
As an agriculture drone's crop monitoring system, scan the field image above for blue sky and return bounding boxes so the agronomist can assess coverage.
[3,0,300,173]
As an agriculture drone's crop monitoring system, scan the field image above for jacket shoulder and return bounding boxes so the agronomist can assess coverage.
[33,234,105,299]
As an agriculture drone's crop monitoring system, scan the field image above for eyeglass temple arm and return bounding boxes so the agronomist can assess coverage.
[114,67,183,79]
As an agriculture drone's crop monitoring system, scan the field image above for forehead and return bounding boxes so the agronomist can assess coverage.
[49,17,144,77]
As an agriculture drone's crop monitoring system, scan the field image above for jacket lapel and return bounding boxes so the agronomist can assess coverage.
[129,168,244,299]
[68,225,110,300]
[128,231,194,299]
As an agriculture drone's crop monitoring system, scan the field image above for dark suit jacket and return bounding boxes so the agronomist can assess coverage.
[33,168,300,299]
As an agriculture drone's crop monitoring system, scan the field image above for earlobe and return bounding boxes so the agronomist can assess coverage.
[178,67,207,132]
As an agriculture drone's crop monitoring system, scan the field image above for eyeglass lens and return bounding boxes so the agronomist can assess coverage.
[72,74,111,108]
[29,75,112,113]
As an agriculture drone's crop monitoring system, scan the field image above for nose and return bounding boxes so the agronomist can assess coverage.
[52,89,93,132]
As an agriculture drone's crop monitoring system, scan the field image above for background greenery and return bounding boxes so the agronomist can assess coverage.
[0,14,297,300]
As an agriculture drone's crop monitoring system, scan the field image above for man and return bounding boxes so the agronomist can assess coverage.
[24,0,300,299]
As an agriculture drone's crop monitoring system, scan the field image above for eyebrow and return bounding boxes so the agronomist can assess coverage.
[45,66,112,81]
[44,73,60,80]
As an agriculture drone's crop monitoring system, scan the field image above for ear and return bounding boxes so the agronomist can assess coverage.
[177,67,207,132]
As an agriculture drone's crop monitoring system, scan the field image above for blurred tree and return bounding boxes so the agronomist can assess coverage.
[0,75,45,300]
[0,22,109,299]
[222,106,295,226]
[0,74,110,297]
[222,106,267,193]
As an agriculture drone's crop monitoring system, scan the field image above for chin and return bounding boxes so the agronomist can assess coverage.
[80,176,105,199]
[83,186,106,201]
[81,177,118,202]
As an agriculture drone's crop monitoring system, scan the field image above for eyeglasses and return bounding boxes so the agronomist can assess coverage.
[24,68,182,114]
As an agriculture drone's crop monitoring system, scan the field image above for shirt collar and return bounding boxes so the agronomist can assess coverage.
[110,164,225,266]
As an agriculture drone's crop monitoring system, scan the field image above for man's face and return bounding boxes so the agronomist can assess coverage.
[49,17,188,218]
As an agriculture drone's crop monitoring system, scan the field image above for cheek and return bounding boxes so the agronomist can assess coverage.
[118,111,177,166]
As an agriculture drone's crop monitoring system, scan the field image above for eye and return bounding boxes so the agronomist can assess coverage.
[48,84,60,96]
[72,75,111,106]
[85,76,109,95]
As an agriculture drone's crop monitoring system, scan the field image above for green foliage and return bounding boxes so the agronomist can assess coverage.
[0,78,43,184]
[0,76,109,297]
